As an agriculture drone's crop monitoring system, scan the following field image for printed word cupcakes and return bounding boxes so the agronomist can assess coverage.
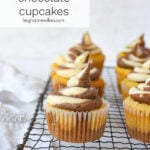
[44,64,109,143]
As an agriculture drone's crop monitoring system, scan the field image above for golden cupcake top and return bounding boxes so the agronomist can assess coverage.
[129,77,150,104]
[44,63,102,111]
[127,60,150,82]
[56,52,101,80]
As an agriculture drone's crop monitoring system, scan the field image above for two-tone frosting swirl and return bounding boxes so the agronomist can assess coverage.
[117,39,150,69]
[44,63,102,111]
[65,32,102,62]
[127,60,150,82]
[56,52,101,81]
[123,34,145,53]
[129,77,150,104]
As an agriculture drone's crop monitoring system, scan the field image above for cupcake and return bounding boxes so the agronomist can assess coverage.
[51,32,105,74]
[44,64,109,143]
[123,77,150,142]
[52,52,105,96]
[115,35,150,92]
[121,60,150,99]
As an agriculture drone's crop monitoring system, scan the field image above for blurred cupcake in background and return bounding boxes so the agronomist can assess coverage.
[51,32,105,75]
[121,60,150,99]
[52,52,105,96]
[115,35,150,92]
[123,77,150,143]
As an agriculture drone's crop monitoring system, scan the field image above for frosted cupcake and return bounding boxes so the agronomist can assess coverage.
[121,60,150,99]
[44,63,109,143]
[51,32,105,74]
[123,77,150,142]
[52,52,105,96]
[115,35,150,92]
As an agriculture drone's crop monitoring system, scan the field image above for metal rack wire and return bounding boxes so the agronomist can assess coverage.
[17,67,150,150]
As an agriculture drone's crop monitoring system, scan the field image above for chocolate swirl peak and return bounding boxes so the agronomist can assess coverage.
[67,63,91,87]
[82,32,93,46]
[80,32,102,54]
[124,34,145,52]
[45,63,102,111]
[129,77,150,104]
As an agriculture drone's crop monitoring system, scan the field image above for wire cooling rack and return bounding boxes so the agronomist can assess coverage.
[17,67,150,150]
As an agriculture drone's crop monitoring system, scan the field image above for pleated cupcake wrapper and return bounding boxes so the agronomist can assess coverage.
[46,101,109,143]
[124,103,150,143]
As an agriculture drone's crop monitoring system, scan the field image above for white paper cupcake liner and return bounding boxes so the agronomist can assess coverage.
[45,100,109,143]
[124,102,150,143]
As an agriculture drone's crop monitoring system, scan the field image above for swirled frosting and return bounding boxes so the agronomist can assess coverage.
[56,52,101,80]
[44,63,102,111]
[129,77,150,104]
[123,34,145,52]
[117,45,150,69]
[65,32,102,62]
[127,60,150,82]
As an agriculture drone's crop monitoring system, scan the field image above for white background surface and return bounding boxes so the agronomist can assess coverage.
[0,0,150,80]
